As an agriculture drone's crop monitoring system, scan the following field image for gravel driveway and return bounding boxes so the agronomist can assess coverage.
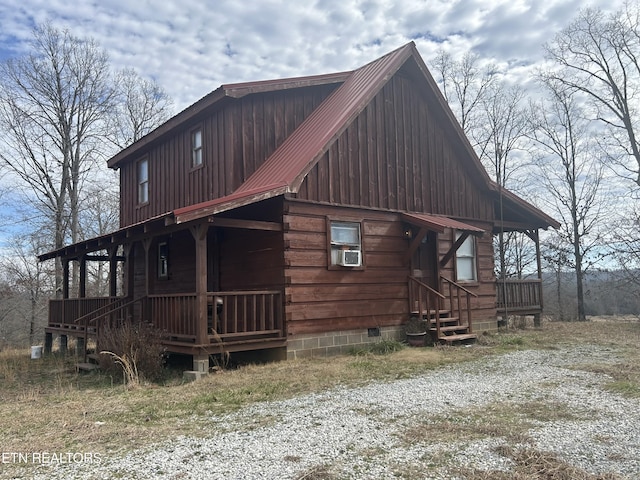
[30,345,640,479]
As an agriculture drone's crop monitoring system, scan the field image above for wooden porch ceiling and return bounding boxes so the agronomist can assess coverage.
[38,211,282,262]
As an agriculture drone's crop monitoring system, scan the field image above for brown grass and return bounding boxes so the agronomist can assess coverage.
[0,317,639,478]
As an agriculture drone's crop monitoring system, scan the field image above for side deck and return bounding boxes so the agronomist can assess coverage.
[496,279,543,317]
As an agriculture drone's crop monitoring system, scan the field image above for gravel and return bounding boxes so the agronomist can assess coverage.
[28,345,640,479]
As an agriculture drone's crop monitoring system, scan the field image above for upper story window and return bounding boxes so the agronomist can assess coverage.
[329,220,363,267]
[191,128,203,167]
[137,158,149,204]
[455,231,477,282]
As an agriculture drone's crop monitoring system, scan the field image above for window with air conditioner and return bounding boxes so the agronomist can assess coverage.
[329,220,362,267]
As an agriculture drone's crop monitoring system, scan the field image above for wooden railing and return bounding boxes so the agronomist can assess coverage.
[48,297,121,329]
[440,276,478,334]
[408,277,446,339]
[408,276,478,338]
[147,290,284,343]
[496,279,542,314]
[48,290,284,350]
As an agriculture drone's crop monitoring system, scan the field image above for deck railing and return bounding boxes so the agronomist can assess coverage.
[496,279,542,314]
[48,297,121,329]
[48,290,284,347]
[146,290,284,343]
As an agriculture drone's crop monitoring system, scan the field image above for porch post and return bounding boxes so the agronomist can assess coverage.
[109,246,118,297]
[143,239,152,296]
[190,223,209,374]
[79,255,87,298]
[62,258,70,299]
[191,223,209,346]
[123,243,134,298]
[533,229,542,328]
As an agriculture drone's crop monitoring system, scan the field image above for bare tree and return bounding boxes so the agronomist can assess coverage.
[0,23,116,294]
[432,49,497,138]
[0,231,54,345]
[543,4,640,187]
[528,81,607,321]
[0,23,174,298]
[476,82,529,286]
[111,68,173,149]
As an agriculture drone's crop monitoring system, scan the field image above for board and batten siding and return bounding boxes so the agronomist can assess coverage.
[119,84,339,227]
[297,74,494,222]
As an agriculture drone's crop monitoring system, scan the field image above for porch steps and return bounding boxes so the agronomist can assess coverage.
[76,353,101,373]
[422,310,477,345]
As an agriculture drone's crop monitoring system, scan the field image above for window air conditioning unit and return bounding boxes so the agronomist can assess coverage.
[338,249,361,267]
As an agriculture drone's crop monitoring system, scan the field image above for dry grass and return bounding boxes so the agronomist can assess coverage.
[0,317,639,478]
[454,446,624,480]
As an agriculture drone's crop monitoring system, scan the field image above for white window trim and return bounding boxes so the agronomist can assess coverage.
[191,128,203,167]
[137,158,149,204]
[455,231,477,282]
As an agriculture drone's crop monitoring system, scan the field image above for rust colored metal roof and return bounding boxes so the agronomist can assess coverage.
[172,182,289,224]
[402,212,485,234]
[235,42,416,195]
[172,42,419,225]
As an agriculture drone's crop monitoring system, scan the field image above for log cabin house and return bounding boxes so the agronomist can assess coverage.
[39,42,559,373]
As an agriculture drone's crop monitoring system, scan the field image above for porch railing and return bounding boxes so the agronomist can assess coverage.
[147,290,284,343]
[496,279,542,314]
[48,290,284,347]
[48,297,121,329]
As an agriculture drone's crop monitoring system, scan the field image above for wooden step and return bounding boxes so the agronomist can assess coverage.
[438,333,477,343]
[75,362,99,372]
[430,325,469,333]
[411,309,451,318]
[87,353,102,363]
[428,317,460,327]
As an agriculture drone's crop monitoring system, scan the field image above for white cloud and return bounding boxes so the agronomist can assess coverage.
[0,0,628,110]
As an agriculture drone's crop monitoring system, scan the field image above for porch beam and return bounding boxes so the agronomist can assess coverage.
[493,220,546,233]
[440,232,469,268]
[208,217,282,231]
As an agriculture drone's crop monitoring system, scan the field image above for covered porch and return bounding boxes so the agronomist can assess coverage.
[39,199,287,371]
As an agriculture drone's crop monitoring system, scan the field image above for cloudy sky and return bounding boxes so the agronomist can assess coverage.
[0,0,628,112]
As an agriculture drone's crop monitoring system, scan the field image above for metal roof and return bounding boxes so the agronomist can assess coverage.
[402,212,485,234]
[172,43,418,223]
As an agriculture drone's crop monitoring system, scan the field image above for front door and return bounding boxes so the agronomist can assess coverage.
[411,231,439,290]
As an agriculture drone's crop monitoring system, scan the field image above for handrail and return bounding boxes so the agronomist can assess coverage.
[408,276,446,299]
[440,276,478,298]
[408,276,446,340]
[77,296,147,363]
[440,276,476,335]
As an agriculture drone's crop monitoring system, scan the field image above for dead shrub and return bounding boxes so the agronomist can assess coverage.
[97,321,166,384]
